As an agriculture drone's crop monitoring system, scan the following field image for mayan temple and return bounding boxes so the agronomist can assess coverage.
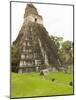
[12,3,61,73]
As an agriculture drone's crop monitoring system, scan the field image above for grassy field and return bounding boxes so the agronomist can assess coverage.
[11,72,73,98]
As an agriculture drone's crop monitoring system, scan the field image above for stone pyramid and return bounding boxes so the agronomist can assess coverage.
[13,3,61,73]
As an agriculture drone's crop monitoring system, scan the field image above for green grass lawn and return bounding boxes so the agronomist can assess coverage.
[11,72,73,98]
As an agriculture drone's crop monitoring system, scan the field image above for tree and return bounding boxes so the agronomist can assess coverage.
[11,45,19,72]
[50,36,63,66]
[50,35,73,73]
[59,41,73,73]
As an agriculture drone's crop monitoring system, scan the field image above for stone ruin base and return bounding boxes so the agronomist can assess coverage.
[18,66,46,73]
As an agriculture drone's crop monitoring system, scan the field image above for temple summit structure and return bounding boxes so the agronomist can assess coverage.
[12,3,61,73]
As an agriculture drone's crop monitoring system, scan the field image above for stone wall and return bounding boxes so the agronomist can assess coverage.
[23,14,43,25]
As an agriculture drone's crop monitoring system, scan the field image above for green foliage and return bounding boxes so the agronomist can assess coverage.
[11,45,19,71]
[51,36,73,72]
[60,41,73,66]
